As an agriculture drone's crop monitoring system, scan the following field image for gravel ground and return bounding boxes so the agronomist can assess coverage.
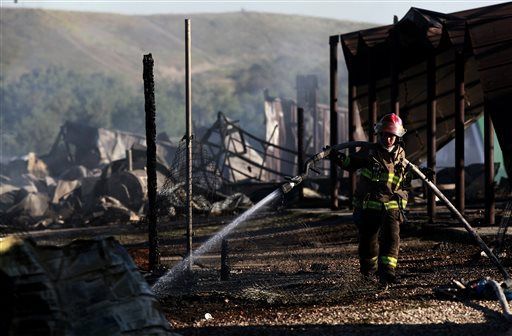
[173,299,512,336]
[13,200,512,335]
[151,208,512,335]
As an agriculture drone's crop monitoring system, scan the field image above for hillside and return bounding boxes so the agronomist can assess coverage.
[2,9,373,83]
[1,9,375,156]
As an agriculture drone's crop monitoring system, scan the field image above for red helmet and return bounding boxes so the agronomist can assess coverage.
[374,113,406,137]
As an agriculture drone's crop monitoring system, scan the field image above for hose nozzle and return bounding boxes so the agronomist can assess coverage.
[280,175,304,194]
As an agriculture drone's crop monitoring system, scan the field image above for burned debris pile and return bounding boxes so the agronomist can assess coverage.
[0,120,265,231]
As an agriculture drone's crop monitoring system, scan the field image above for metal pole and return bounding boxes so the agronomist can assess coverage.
[368,55,377,143]
[311,76,318,154]
[329,35,339,210]
[348,72,356,208]
[455,51,465,213]
[485,108,495,225]
[185,19,194,270]
[406,159,509,280]
[143,53,160,271]
[297,107,305,202]
[427,54,437,223]
[390,25,400,116]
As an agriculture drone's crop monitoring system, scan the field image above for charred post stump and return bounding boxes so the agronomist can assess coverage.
[220,238,230,281]
[329,35,340,210]
[143,53,160,271]
[126,149,133,171]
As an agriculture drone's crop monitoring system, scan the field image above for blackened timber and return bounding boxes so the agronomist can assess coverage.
[348,72,356,207]
[143,53,160,270]
[455,52,465,213]
[427,54,437,223]
[297,107,305,201]
[185,19,193,270]
[126,149,133,172]
[485,108,495,225]
[329,35,340,210]
[220,239,230,281]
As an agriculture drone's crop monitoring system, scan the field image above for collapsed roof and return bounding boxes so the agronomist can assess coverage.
[42,121,177,176]
[337,2,512,177]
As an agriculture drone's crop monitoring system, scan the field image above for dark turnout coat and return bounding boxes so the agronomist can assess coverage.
[338,143,409,211]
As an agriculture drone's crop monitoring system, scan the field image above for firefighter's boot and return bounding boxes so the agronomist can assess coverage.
[360,256,378,278]
[378,256,398,285]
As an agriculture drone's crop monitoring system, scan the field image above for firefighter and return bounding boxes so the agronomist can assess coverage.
[331,113,411,285]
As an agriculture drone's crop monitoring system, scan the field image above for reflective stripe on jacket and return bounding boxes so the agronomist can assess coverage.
[353,198,408,211]
[339,143,409,210]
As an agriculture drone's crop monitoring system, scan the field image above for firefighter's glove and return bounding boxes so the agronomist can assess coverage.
[420,167,435,181]
[323,146,346,164]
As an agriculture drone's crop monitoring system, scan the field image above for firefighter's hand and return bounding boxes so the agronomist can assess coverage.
[323,146,346,163]
[420,167,435,181]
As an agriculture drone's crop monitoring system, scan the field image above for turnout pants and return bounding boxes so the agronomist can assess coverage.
[353,208,401,277]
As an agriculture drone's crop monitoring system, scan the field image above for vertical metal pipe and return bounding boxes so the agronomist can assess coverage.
[390,26,400,116]
[368,55,377,143]
[329,35,339,210]
[485,108,495,225]
[297,107,305,202]
[427,54,437,223]
[311,76,318,154]
[143,53,159,270]
[185,19,193,270]
[348,72,356,207]
[313,97,318,154]
[455,51,465,213]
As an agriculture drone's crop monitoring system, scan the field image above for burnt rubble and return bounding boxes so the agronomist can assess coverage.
[0,122,256,231]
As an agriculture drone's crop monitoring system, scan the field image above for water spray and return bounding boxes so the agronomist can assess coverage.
[153,141,511,300]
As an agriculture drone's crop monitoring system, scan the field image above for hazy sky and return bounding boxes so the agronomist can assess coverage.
[2,1,508,24]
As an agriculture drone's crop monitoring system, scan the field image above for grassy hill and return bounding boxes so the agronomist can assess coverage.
[1,8,375,156]
[2,9,373,83]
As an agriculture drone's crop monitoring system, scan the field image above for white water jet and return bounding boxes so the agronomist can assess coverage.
[152,189,282,295]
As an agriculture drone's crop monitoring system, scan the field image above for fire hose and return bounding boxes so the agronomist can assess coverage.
[281,141,511,283]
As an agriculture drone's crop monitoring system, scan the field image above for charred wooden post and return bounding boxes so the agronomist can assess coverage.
[143,53,160,270]
[427,54,437,223]
[485,109,495,225]
[185,19,194,270]
[329,35,340,210]
[297,107,305,201]
[126,149,133,171]
[455,51,465,213]
[220,238,230,281]
[368,55,378,143]
[348,72,357,207]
